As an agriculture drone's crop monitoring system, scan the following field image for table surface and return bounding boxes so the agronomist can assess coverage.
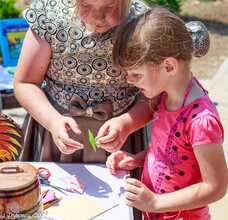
[30,162,133,220]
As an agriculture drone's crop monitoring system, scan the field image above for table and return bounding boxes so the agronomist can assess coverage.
[30,162,133,220]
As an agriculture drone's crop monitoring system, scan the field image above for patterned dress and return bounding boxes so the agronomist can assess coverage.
[21,0,150,163]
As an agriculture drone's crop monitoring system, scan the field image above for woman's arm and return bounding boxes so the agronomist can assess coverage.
[14,28,83,153]
[14,28,56,129]
[125,143,228,212]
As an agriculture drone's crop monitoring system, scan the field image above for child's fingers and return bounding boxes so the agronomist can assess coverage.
[109,168,118,175]
[125,178,142,187]
[125,181,139,195]
[119,157,135,169]
[108,152,123,169]
[96,127,119,144]
[113,151,125,161]
[125,191,137,201]
[106,151,124,174]
[96,124,109,140]
[106,157,114,170]
[124,197,135,207]
[106,160,118,175]
[96,132,118,144]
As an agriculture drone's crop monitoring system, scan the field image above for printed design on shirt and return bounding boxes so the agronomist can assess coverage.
[154,109,188,193]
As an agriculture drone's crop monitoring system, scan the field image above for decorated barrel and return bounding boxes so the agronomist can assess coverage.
[0,113,24,162]
[0,161,42,219]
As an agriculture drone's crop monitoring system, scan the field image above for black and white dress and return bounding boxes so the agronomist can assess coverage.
[21,0,150,163]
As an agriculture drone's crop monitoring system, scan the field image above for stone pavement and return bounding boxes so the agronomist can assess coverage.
[2,58,228,220]
[203,58,228,220]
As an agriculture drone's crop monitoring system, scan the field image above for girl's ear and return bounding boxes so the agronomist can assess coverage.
[163,57,178,75]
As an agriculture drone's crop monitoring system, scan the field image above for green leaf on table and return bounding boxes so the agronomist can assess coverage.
[88,129,98,152]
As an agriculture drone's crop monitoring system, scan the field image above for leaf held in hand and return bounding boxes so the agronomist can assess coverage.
[88,129,98,152]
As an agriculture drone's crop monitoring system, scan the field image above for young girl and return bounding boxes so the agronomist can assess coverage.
[98,8,228,219]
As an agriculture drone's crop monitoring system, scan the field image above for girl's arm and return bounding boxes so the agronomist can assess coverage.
[14,28,83,153]
[125,142,228,212]
[154,142,228,212]
[120,95,154,134]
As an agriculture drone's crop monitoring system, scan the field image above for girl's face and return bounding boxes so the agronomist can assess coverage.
[126,63,168,99]
[78,0,122,33]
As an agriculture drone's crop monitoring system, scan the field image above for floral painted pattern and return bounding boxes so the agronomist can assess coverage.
[0,113,24,162]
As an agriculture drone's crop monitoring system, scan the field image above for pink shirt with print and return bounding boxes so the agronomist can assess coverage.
[141,91,224,220]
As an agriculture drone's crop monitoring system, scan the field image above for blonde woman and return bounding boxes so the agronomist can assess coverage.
[14,0,151,164]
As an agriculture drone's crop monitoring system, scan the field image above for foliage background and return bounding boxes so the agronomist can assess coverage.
[0,0,21,19]
[144,0,184,13]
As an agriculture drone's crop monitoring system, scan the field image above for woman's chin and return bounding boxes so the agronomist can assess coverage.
[94,26,110,33]
[85,23,110,33]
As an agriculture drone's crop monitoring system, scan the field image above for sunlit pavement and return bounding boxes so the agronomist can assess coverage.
[202,58,228,220]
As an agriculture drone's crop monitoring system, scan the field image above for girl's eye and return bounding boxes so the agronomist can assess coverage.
[127,73,142,82]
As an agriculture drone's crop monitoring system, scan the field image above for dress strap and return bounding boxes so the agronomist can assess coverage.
[193,75,208,94]
[181,74,194,108]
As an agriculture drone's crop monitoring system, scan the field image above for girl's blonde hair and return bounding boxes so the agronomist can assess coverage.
[113,7,194,69]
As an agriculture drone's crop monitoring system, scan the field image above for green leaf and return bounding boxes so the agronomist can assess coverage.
[88,129,98,152]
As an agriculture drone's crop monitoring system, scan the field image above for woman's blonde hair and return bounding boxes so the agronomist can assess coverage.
[113,7,194,69]
[75,0,132,22]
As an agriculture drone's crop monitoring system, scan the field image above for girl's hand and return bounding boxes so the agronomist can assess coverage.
[50,115,84,154]
[124,178,158,212]
[96,117,129,152]
[106,151,139,174]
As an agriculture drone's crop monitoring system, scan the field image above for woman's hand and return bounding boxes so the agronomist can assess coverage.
[50,115,84,154]
[124,178,158,212]
[106,150,145,174]
[96,116,130,153]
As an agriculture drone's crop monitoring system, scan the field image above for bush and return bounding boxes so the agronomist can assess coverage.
[144,0,185,13]
[0,0,21,19]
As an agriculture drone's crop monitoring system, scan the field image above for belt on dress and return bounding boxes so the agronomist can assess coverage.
[66,94,113,121]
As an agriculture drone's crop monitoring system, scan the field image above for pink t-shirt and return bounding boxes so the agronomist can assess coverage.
[141,92,224,219]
